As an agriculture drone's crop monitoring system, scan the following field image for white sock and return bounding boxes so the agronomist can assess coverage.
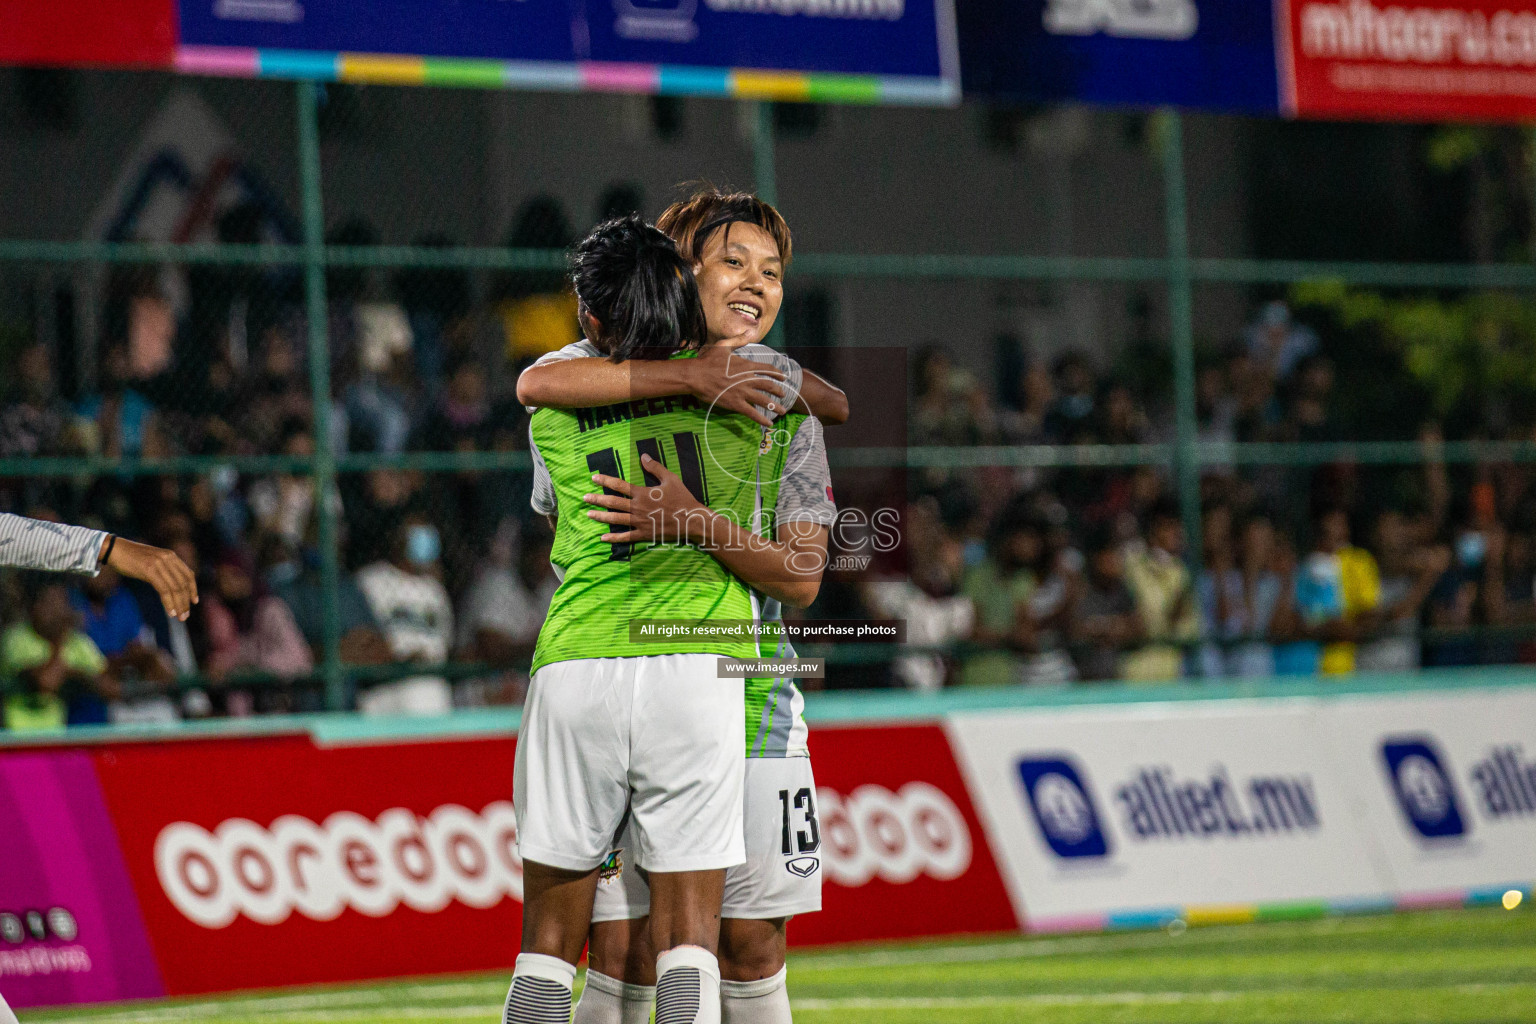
[504,952,577,1024]
[0,990,17,1024]
[575,968,656,1024]
[721,967,791,1024]
[655,945,721,1024]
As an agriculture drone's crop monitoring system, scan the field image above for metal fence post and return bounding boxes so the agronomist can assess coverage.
[1160,108,1203,573]
[296,81,345,712]
[1530,126,1536,263]
[752,101,778,207]
[752,101,787,348]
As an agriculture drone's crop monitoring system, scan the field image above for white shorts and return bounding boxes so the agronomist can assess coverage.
[592,756,823,922]
[514,654,745,874]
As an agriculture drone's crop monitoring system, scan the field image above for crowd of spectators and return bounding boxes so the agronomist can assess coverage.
[4,203,1536,726]
[840,300,1536,690]
[0,195,596,730]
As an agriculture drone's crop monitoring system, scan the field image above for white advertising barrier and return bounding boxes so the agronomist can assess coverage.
[946,701,1390,930]
[1320,687,1536,899]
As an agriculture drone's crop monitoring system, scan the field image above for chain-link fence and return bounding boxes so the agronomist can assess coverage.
[4,70,1536,725]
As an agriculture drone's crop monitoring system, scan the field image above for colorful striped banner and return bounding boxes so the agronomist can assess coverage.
[170,46,956,106]
[174,45,257,77]
[1027,887,1533,935]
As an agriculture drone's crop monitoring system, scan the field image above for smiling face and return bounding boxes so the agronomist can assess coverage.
[691,222,784,347]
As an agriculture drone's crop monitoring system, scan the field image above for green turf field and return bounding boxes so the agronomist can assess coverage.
[20,907,1535,1024]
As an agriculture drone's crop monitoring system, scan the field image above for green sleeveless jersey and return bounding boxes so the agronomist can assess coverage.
[528,390,768,673]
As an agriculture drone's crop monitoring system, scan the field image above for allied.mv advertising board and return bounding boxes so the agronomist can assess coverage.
[1319,689,1536,898]
[946,701,1390,930]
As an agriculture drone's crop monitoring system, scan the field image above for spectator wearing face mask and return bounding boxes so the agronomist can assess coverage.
[1245,301,1318,383]
[262,535,395,676]
[355,514,454,714]
[1357,508,1446,672]
[1425,518,1485,668]
[1044,352,1097,444]
[201,547,314,714]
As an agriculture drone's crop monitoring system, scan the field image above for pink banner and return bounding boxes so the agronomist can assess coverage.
[0,752,163,1009]
[1,720,1016,1010]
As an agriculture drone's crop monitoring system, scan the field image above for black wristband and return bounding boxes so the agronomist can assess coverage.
[101,534,117,567]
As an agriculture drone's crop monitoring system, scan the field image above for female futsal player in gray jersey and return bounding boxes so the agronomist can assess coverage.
[0,514,194,1024]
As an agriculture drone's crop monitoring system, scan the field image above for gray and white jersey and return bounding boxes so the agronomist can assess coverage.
[0,514,107,575]
[750,413,836,759]
[775,416,836,530]
[529,439,556,517]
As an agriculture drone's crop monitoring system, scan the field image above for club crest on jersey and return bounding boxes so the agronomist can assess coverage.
[786,856,820,878]
[759,425,793,454]
[599,848,624,884]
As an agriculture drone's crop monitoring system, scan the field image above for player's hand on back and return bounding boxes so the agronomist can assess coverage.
[684,339,787,428]
[585,454,712,546]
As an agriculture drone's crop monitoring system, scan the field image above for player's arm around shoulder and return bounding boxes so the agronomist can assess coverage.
[795,370,849,424]
[518,340,824,429]
[517,348,695,410]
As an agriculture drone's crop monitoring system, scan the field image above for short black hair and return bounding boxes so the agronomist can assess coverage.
[570,214,707,363]
[21,573,68,608]
[1147,499,1182,528]
[1083,523,1121,557]
[1238,511,1273,534]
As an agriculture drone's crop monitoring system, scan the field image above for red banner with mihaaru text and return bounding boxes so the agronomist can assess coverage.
[1282,0,1536,121]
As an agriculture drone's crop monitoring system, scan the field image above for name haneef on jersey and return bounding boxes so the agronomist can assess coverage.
[574,394,705,433]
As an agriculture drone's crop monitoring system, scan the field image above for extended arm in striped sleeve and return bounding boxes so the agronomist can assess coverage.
[0,514,107,575]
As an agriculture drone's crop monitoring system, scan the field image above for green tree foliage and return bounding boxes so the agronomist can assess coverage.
[1291,280,1536,420]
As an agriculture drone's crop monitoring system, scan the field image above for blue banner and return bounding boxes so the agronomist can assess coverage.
[958,0,1279,114]
[180,0,573,63]
[180,0,956,81]
[583,1,952,79]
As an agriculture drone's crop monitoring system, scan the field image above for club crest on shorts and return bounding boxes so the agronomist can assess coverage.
[599,848,624,884]
[786,856,820,878]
